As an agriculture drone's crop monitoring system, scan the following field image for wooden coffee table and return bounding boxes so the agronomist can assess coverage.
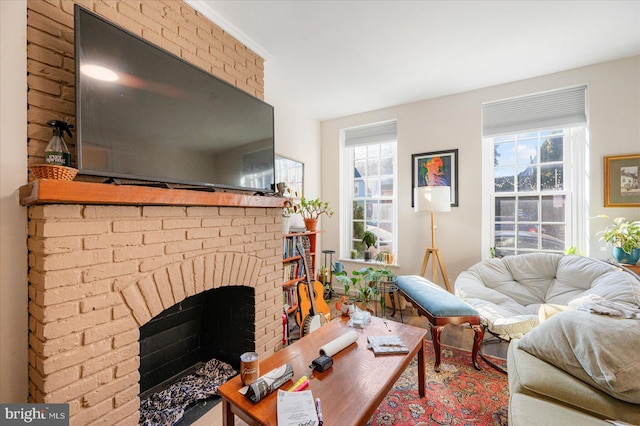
[218,316,427,426]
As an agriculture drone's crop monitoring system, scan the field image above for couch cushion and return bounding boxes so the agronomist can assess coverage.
[509,394,611,426]
[396,275,479,317]
[508,339,640,424]
[517,310,640,404]
[455,254,640,340]
[508,394,611,426]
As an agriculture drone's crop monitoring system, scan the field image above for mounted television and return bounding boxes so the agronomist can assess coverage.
[74,5,275,193]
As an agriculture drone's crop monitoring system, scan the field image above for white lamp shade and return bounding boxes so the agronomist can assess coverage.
[414,186,451,212]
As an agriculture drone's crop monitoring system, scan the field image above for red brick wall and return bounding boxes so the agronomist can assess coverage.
[26,0,265,167]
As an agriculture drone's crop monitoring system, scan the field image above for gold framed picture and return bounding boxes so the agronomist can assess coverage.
[604,153,640,207]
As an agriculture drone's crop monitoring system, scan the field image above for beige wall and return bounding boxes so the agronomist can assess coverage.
[1,0,29,403]
[269,92,322,231]
[320,56,640,286]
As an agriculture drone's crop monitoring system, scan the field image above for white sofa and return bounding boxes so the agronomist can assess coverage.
[454,253,639,339]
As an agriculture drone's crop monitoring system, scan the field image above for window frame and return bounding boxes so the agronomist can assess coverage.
[482,126,587,258]
[340,125,398,262]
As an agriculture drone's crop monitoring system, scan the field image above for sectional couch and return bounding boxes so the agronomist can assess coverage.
[507,310,640,425]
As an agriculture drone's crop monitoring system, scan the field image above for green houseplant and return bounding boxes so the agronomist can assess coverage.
[597,216,640,264]
[334,270,359,316]
[361,230,377,260]
[294,197,333,231]
[356,267,395,312]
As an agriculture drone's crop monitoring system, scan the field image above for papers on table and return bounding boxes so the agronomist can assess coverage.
[276,390,319,426]
[367,335,410,355]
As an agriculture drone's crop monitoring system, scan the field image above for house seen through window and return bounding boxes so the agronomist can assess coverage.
[342,121,397,261]
[491,129,569,256]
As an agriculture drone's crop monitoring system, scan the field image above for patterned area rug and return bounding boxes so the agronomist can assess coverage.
[370,342,509,426]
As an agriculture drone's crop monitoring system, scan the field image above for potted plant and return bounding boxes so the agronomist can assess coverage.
[282,199,295,234]
[334,271,359,316]
[597,216,640,265]
[361,230,377,260]
[376,250,395,265]
[294,197,333,231]
[356,267,395,312]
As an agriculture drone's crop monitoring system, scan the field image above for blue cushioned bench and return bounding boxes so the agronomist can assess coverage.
[396,275,484,371]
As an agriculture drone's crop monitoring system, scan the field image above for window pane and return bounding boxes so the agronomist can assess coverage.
[379,200,393,221]
[380,143,394,155]
[380,156,393,175]
[518,196,538,222]
[495,223,516,248]
[541,224,566,250]
[495,168,515,192]
[367,158,380,176]
[517,138,538,166]
[353,179,364,197]
[366,178,380,197]
[517,166,537,192]
[353,200,364,220]
[354,159,366,179]
[540,164,563,190]
[352,221,363,238]
[495,142,515,167]
[495,197,516,223]
[541,195,565,222]
[365,200,377,222]
[380,177,393,196]
[540,134,563,163]
[354,145,367,159]
[367,144,380,157]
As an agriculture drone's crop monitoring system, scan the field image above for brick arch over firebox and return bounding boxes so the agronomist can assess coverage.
[120,253,263,327]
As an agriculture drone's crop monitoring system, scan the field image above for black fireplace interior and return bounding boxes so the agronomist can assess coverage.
[139,286,255,394]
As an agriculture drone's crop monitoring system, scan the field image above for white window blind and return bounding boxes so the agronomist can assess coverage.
[344,121,397,147]
[482,86,587,137]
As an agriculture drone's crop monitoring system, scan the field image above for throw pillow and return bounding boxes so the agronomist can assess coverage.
[518,309,640,404]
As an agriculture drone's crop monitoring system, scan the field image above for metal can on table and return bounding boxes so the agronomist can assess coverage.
[240,352,259,386]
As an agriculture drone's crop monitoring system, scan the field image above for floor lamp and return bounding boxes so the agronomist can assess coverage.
[414,186,452,292]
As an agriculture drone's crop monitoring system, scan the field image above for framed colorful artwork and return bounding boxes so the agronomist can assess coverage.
[411,149,458,207]
[604,153,640,207]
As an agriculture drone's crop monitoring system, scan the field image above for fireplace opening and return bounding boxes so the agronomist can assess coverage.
[138,286,255,423]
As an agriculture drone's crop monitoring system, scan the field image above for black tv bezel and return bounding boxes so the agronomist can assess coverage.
[73,5,276,194]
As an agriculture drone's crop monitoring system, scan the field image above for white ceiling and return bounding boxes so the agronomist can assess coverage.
[188,0,640,121]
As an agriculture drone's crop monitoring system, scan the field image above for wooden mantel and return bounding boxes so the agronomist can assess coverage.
[19,179,287,208]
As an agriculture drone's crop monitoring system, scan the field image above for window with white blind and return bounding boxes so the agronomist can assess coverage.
[341,121,397,261]
[482,86,588,257]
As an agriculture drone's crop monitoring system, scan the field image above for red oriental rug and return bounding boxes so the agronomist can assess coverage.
[370,342,509,425]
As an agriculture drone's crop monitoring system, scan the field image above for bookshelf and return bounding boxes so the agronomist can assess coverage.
[282,231,319,315]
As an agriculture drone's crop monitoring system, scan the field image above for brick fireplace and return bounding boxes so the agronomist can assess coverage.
[22,180,285,425]
[21,1,280,422]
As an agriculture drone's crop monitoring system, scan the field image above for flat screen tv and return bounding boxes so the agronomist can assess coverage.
[74,5,275,193]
